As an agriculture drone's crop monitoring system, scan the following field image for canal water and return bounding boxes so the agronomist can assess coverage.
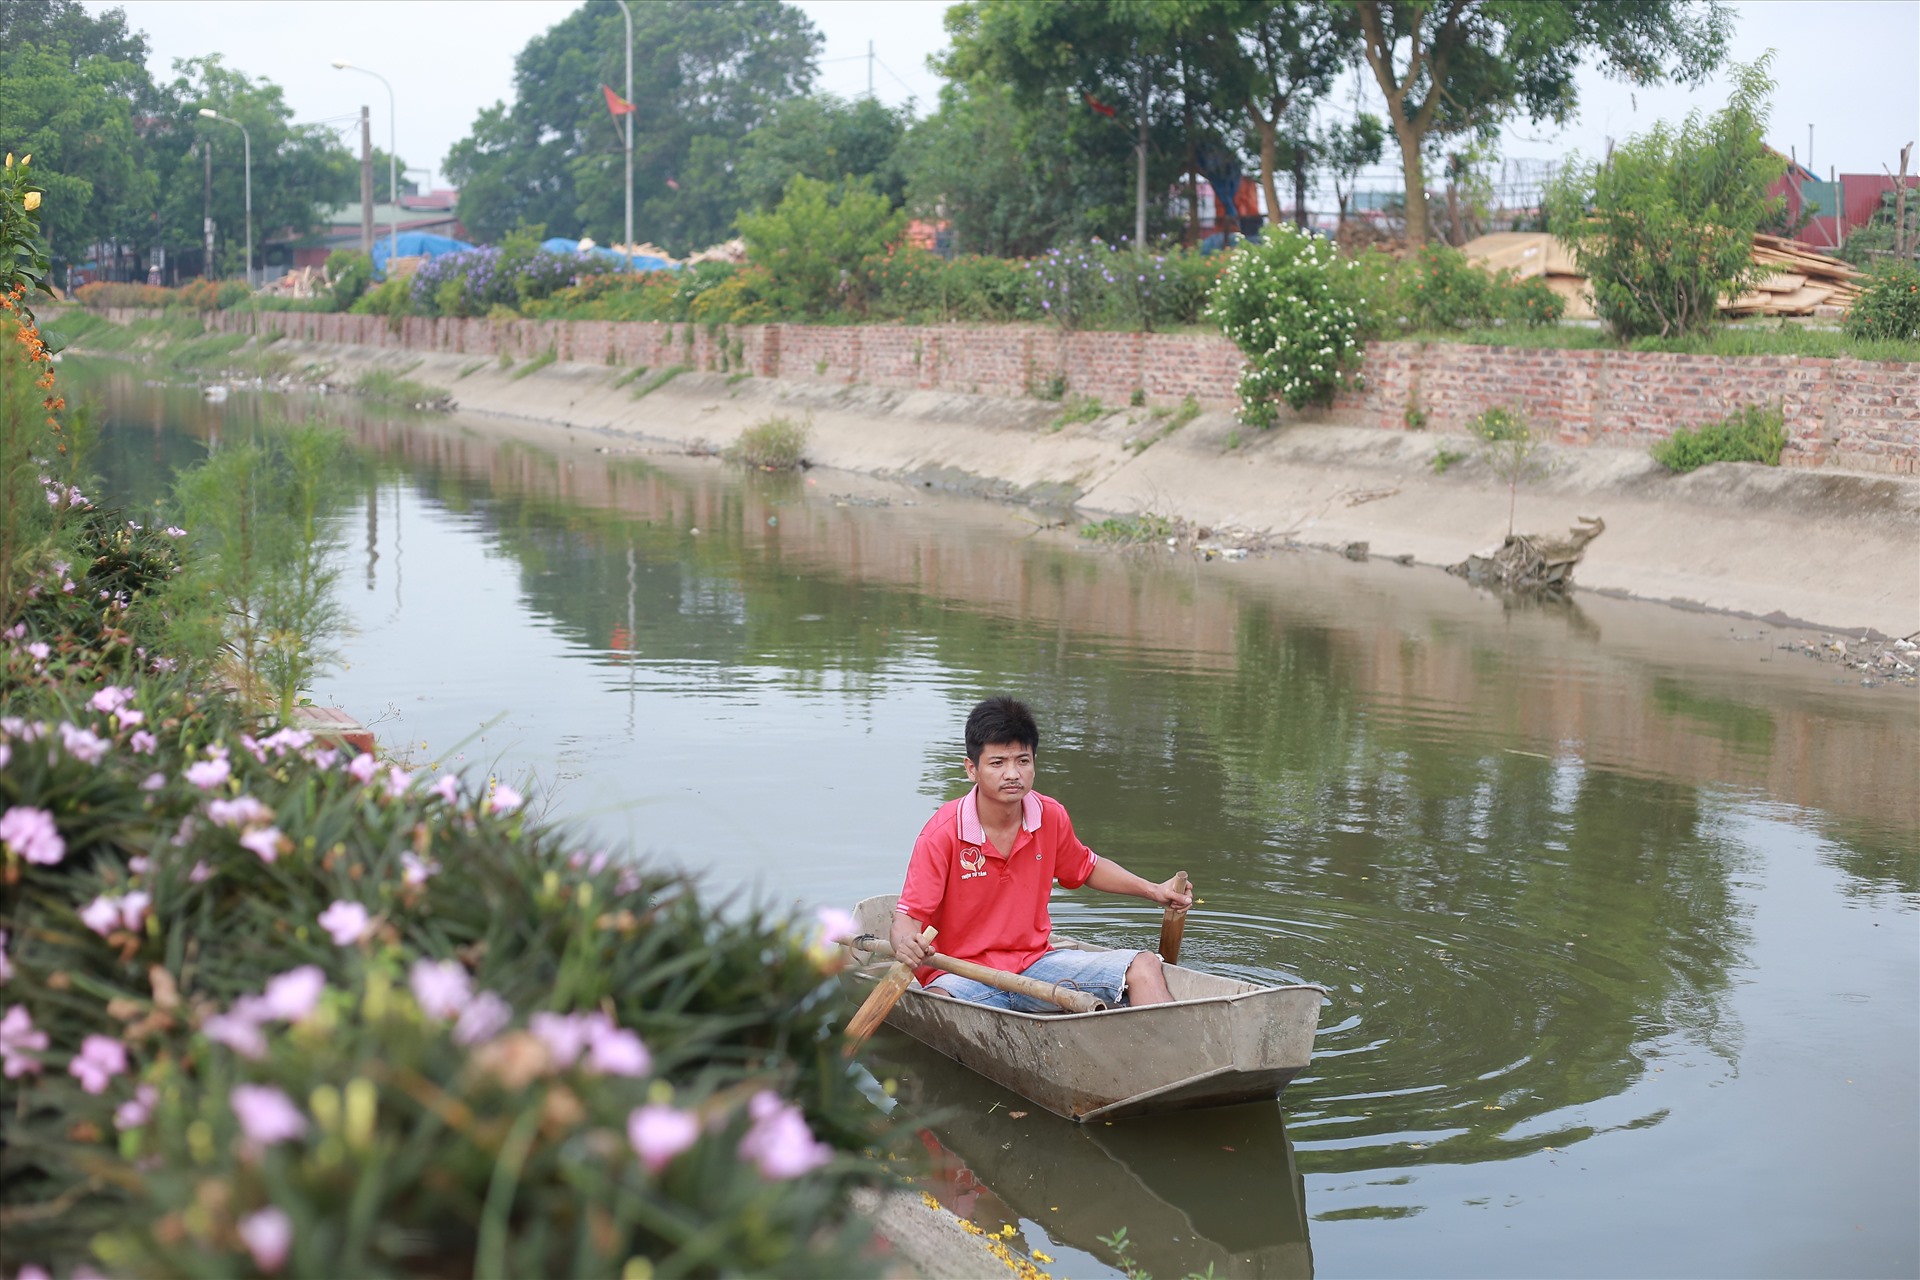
[71,360,1918,1278]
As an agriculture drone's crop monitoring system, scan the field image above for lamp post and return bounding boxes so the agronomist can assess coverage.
[331,61,399,271]
[616,0,633,272]
[197,109,252,286]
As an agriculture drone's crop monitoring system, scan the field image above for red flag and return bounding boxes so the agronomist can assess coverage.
[1083,92,1116,118]
[601,84,635,117]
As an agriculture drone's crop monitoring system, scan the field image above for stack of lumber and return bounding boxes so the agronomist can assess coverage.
[1460,232,1595,319]
[1724,234,1866,318]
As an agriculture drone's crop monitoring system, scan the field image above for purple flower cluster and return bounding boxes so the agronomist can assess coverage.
[410,246,615,318]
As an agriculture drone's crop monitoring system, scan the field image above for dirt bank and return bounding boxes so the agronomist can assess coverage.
[185,339,1920,636]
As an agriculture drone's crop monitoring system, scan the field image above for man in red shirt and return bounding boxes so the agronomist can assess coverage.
[889,697,1194,1008]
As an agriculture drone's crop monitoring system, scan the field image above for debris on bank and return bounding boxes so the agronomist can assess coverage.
[1778,632,1919,688]
[1449,516,1606,592]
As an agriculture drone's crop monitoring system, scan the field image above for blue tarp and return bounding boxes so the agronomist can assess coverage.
[372,232,475,278]
[539,237,677,272]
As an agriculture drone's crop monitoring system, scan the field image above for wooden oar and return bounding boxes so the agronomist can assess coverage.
[1157,871,1192,965]
[843,925,935,1053]
[851,936,1107,1014]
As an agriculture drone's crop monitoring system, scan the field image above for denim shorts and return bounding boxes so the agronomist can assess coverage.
[928,946,1139,1012]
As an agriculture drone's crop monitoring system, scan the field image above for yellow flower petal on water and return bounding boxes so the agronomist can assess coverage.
[1033,1251,1054,1263]
[1000,1223,1016,1237]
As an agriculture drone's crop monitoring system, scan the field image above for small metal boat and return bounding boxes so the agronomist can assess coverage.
[846,895,1326,1123]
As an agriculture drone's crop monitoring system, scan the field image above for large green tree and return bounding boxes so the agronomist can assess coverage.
[1343,0,1732,244]
[735,94,908,213]
[0,0,155,275]
[900,75,1144,256]
[943,0,1192,248]
[446,0,820,254]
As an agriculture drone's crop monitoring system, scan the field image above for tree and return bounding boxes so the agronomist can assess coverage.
[1321,112,1386,229]
[152,56,352,277]
[1343,0,1732,244]
[944,1,1185,248]
[739,175,905,316]
[735,94,909,213]
[0,0,156,275]
[447,0,820,254]
[1546,56,1782,339]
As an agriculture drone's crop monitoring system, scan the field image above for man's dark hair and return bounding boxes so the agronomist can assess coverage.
[965,696,1039,763]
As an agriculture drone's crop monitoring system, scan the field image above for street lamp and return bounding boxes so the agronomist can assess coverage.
[197,108,251,287]
[616,0,633,272]
[331,60,399,272]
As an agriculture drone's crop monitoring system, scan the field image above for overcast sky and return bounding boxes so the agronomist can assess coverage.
[87,0,1919,196]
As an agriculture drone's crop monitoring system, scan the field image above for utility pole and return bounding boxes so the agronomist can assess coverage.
[202,140,214,278]
[868,40,874,97]
[1134,62,1149,251]
[618,0,633,271]
[360,105,374,254]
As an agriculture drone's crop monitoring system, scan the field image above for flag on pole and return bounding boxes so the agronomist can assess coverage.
[601,84,636,117]
[1083,92,1116,118]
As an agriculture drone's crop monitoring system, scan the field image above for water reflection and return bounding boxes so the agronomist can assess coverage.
[71,360,1919,1278]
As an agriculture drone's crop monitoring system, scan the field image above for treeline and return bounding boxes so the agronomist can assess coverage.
[5,0,1737,279]
[0,0,410,280]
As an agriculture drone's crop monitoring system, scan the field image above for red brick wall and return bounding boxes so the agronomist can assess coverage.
[131,309,1918,473]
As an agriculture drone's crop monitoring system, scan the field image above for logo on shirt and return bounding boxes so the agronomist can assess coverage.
[959,845,987,879]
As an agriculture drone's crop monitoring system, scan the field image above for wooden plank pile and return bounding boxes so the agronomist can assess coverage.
[1460,232,1597,318]
[1724,234,1866,318]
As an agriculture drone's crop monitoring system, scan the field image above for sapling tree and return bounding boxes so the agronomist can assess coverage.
[1470,405,1547,537]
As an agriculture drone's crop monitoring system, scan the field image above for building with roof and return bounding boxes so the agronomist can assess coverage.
[270,190,467,270]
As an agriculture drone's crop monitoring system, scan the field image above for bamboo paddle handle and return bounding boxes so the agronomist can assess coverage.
[852,936,1107,1014]
[843,925,935,1053]
[1157,871,1191,965]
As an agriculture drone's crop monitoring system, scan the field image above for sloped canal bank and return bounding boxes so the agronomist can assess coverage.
[73,360,1918,1279]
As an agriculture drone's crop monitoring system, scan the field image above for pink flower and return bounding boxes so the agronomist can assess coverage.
[114,707,145,728]
[738,1091,832,1179]
[453,990,513,1046]
[586,1021,651,1078]
[185,758,231,790]
[202,1010,268,1060]
[189,860,212,883]
[488,784,523,815]
[208,796,272,829]
[116,1082,159,1129]
[1,805,64,865]
[230,1084,306,1146]
[400,852,439,886]
[814,907,858,945]
[118,891,151,933]
[79,895,123,936]
[259,966,325,1021]
[128,855,151,875]
[16,1265,50,1280]
[239,827,283,862]
[318,901,372,946]
[408,959,471,1020]
[347,753,377,783]
[27,641,49,660]
[239,1206,293,1273]
[259,728,312,755]
[308,746,338,770]
[428,774,458,804]
[68,1033,129,1093]
[129,729,158,756]
[240,734,267,763]
[89,686,134,714]
[58,721,109,764]
[164,525,186,538]
[384,765,412,798]
[140,771,166,790]
[1,1004,50,1077]
[529,1012,591,1068]
[628,1103,700,1172]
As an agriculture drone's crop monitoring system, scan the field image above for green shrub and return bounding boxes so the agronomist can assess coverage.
[1842,262,1920,342]
[326,249,374,310]
[1649,402,1787,472]
[1207,224,1368,424]
[349,276,411,322]
[724,414,809,469]
[740,176,905,317]
[1080,511,1177,545]
[1547,57,1783,339]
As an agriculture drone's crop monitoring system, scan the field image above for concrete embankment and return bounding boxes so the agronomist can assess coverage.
[118,334,1920,636]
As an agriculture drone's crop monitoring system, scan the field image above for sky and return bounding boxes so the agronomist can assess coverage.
[86,0,1920,201]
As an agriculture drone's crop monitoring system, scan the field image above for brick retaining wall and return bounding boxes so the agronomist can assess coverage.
[110,308,1917,472]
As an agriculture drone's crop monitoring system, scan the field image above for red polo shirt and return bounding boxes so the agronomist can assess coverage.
[896,787,1099,987]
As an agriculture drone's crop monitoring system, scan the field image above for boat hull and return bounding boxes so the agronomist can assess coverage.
[849,895,1324,1122]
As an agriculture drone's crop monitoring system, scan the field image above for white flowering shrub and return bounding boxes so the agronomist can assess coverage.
[1206,225,1369,426]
